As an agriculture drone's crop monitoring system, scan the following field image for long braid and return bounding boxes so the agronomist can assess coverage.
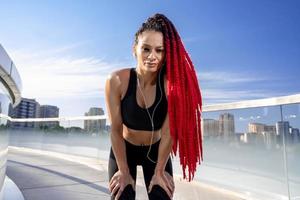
[165,20,190,178]
[135,14,203,181]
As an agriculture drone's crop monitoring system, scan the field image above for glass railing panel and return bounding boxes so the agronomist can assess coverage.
[9,118,111,162]
[8,112,289,199]
[35,119,69,154]
[4,93,300,199]
[196,106,288,199]
[282,103,300,200]
[8,123,43,150]
[7,97,300,199]
[65,119,109,159]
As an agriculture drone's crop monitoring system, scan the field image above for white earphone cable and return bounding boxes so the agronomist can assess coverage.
[137,68,163,163]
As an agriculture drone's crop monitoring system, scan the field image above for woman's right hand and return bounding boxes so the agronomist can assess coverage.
[109,170,135,200]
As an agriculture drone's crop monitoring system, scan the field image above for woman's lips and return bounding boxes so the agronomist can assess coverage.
[145,62,157,66]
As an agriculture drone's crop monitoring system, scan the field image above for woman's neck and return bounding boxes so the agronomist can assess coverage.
[135,67,158,88]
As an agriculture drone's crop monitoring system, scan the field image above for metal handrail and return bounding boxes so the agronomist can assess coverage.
[203,93,300,112]
[1,93,300,122]
[0,113,107,122]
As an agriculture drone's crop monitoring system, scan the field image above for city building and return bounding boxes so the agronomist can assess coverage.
[276,121,294,144]
[290,127,300,143]
[265,125,276,133]
[38,105,59,128]
[84,107,106,133]
[219,113,235,137]
[247,123,277,147]
[248,123,265,134]
[202,118,219,137]
[8,97,40,129]
[276,121,290,136]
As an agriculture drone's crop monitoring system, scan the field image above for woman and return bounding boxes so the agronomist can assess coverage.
[105,13,202,200]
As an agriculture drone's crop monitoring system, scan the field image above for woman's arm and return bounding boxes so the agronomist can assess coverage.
[105,72,134,199]
[155,76,173,175]
[105,72,128,173]
[154,113,172,175]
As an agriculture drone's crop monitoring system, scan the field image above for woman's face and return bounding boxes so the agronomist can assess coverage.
[134,30,165,73]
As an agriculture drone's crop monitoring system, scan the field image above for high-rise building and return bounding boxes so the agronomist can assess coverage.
[219,113,235,136]
[84,107,106,133]
[8,97,40,128]
[290,128,299,136]
[38,105,59,128]
[265,125,276,133]
[248,123,276,134]
[276,121,290,136]
[290,127,300,143]
[276,121,293,143]
[248,123,265,134]
[202,119,219,137]
[246,122,277,147]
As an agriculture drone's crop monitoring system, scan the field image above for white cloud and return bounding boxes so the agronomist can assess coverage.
[284,114,297,119]
[196,70,286,105]
[10,45,130,100]
[198,71,267,83]
[9,44,286,107]
[201,88,284,105]
[239,115,262,121]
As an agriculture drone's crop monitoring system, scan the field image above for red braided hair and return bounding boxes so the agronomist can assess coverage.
[135,14,203,181]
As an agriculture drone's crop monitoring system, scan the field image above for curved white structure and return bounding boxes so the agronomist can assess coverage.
[0,44,23,200]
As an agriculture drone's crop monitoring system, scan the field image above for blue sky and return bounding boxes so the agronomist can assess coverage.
[1,0,299,118]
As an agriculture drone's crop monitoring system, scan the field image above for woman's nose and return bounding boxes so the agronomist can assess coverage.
[148,50,157,59]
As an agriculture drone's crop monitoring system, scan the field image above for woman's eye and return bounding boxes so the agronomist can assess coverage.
[143,48,150,52]
[156,49,164,53]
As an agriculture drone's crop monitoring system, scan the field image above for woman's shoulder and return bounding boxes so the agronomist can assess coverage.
[106,68,133,95]
[108,68,132,84]
[110,67,131,78]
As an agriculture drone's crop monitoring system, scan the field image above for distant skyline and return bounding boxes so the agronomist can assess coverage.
[1,0,299,117]
[204,104,300,133]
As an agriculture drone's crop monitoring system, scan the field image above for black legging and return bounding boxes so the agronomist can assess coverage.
[108,139,173,200]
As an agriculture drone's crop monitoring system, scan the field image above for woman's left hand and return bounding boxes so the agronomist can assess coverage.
[148,171,175,199]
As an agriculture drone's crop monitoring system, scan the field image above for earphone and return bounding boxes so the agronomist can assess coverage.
[137,67,163,163]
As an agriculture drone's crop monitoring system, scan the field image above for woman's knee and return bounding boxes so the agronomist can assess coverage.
[111,184,135,200]
[148,185,171,200]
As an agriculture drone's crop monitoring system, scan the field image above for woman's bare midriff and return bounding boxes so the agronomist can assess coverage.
[123,125,161,146]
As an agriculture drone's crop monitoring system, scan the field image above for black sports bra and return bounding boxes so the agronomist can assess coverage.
[121,68,168,131]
